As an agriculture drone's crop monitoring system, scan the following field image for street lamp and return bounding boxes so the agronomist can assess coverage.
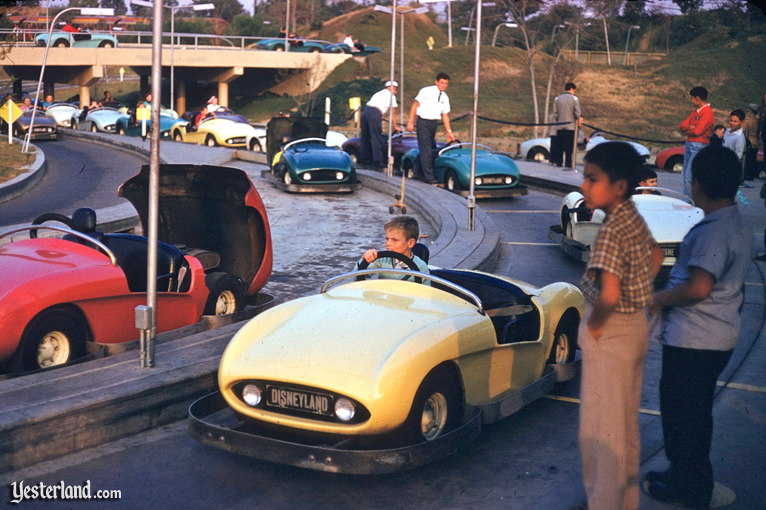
[623,25,640,65]
[373,2,399,178]
[396,6,428,115]
[491,22,516,47]
[23,7,114,153]
[132,1,214,112]
[550,23,566,41]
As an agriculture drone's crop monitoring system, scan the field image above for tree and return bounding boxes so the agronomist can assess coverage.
[196,0,244,23]
[588,0,624,65]
[673,0,704,13]
[101,0,128,16]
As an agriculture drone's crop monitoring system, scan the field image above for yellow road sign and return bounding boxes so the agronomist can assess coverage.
[0,99,23,125]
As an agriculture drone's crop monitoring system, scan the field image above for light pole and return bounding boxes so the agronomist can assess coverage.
[24,7,114,153]
[373,2,399,177]
[623,25,640,65]
[396,6,428,116]
[491,22,516,47]
[550,23,565,41]
[132,1,214,112]
[467,0,484,231]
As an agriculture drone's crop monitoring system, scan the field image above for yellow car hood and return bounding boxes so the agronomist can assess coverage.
[219,279,486,398]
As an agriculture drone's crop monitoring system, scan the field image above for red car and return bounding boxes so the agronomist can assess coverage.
[655,145,763,173]
[0,164,272,373]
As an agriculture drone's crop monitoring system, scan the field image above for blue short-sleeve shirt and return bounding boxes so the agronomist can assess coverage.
[660,205,753,351]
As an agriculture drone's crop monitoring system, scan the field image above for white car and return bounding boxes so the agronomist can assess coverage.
[518,133,651,163]
[548,188,703,269]
[44,103,79,128]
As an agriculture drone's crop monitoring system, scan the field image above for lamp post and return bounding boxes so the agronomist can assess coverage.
[623,25,640,65]
[132,1,214,112]
[491,22,516,47]
[373,2,399,177]
[550,23,566,41]
[24,7,114,153]
[467,0,484,231]
[396,6,428,115]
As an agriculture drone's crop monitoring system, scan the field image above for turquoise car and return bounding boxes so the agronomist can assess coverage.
[270,138,359,193]
[35,32,117,48]
[322,43,383,56]
[115,108,185,139]
[401,142,527,198]
[255,38,324,52]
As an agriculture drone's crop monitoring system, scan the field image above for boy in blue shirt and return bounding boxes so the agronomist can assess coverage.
[357,215,429,284]
[646,145,753,508]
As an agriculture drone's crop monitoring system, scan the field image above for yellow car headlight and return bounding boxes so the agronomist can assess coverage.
[242,384,263,407]
[334,398,356,421]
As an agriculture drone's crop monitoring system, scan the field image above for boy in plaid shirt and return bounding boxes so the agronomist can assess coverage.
[578,142,663,510]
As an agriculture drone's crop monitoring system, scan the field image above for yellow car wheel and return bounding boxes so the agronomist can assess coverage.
[548,311,578,364]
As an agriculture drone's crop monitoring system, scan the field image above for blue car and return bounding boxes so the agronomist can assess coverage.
[401,142,528,198]
[115,107,185,139]
[35,32,117,48]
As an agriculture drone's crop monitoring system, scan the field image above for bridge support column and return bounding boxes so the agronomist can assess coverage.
[75,66,104,107]
[176,80,186,115]
[12,79,22,101]
[217,82,229,108]
[214,67,243,108]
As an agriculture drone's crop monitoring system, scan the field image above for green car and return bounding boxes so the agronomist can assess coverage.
[401,142,528,198]
[265,117,359,193]
[255,38,325,52]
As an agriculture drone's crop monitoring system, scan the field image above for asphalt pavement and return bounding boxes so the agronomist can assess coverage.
[1,133,764,509]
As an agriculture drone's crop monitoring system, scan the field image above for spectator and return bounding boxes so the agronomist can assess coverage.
[406,72,456,185]
[552,82,583,169]
[679,86,714,197]
[645,145,753,508]
[709,124,725,146]
[360,80,399,169]
[578,141,663,510]
[639,166,659,194]
[743,103,759,183]
[724,109,747,186]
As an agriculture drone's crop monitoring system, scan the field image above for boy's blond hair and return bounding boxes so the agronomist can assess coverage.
[384,215,419,241]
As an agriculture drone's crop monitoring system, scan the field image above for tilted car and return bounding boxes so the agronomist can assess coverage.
[322,42,383,56]
[263,116,358,192]
[401,142,528,198]
[255,38,325,52]
[189,256,584,474]
[71,106,126,133]
[1,107,58,140]
[518,132,651,164]
[342,131,446,171]
[44,103,79,128]
[548,188,703,269]
[0,164,272,374]
[35,31,117,48]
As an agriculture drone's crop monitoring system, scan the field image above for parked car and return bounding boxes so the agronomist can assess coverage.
[44,102,79,128]
[401,142,527,198]
[342,131,446,171]
[189,260,584,474]
[71,106,126,133]
[35,31,117,48]
[518,132,651,164]
[255,38,325,52]
[655,146,684,173]
[548,188,703,270]
[0,164,272,374]
[0,107,58,140]
[322,43,383,56]
[263,116,358,192]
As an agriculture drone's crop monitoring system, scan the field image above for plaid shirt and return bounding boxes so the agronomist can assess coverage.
[580,199,657,313]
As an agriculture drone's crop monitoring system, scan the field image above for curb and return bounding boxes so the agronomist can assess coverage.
[0,139,46,206]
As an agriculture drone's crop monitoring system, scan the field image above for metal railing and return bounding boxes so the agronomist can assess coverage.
[0,28,334,51]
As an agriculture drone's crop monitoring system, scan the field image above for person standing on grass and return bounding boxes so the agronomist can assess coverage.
[679,86,714,197]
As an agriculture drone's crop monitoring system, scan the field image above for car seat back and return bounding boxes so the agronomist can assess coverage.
[101,233,188,293]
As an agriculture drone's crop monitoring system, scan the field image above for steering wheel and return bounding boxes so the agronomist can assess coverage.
[30,213,76,239]
[356,250,423,283]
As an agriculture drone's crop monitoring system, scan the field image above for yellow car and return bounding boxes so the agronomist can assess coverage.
[171,115,261,149]
[190,256,583,473]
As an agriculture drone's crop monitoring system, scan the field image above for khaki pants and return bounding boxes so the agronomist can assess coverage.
[579,306,648,510]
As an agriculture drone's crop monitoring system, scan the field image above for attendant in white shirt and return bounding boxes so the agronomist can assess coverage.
[360,81,399,168]
[406,72,456,184]
[723,109,747,184]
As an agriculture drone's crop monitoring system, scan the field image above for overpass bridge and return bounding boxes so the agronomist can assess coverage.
[2,39,352,112]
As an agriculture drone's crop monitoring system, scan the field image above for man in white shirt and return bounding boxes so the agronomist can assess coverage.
[406,72,456,184]
[723,109,747,185]
[361,81,398,169]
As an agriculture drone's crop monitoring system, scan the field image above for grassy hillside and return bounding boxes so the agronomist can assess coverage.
[251,8,766,154]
